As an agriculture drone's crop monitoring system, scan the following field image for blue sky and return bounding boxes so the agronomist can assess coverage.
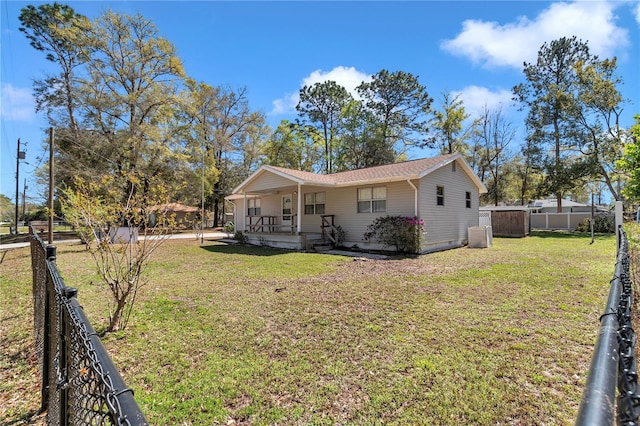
[1,0,639,202]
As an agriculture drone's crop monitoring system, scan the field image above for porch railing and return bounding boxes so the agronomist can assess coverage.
[320,215,338,244]
[246,215,296,234]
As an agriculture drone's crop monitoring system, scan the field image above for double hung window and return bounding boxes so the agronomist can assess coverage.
[436,186,444,206]
[247,198,261,216]
[357,186,387,213]
[304,192,325,215]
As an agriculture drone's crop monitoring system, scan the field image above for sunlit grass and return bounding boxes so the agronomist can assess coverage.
[1,231,619,424]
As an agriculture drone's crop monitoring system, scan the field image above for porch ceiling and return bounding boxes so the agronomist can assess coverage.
[243,184,300,195]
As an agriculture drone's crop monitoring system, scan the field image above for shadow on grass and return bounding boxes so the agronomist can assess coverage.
[199,241,418,260]
[529,230,614,239]
[1,409,46,426]
[199,242,291,257]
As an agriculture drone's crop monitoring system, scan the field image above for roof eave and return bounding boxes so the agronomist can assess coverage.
[334,175,421,187]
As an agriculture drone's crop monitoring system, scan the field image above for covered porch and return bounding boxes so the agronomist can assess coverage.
[241,213,340,250]
[242,230,324,251]
[226,166,341,250]
[227,187,326,250]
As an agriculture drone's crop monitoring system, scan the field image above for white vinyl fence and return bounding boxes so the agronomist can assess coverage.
[530,212,611,230]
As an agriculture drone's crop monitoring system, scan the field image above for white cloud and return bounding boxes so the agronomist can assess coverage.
[441,1,629,69]
[301,66,371,95]
[451,86,515,117]
[635,2,640,24]
[270,66,371,116]
[1,83,35,122]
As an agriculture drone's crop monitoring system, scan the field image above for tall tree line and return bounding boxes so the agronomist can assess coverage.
[20,3,633,214]
[20,3,267,226]
[513,36,628,210]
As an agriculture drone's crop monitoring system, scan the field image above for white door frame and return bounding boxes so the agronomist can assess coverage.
[282,194,293,227]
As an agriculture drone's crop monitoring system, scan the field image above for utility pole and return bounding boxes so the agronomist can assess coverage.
[14,138,26,234]
[22,179,27,223]
[201,142,205,244]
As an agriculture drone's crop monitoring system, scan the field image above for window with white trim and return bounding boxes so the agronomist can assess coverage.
[358,186,387,213]
[247,198,261,216]
[304,192,325,215]
[436,186,444,206]
[465,191,471,208]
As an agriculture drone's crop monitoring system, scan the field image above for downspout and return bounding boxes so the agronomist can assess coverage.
[297,184,302,234]
[407,179,418,216]
[407,179,420,252]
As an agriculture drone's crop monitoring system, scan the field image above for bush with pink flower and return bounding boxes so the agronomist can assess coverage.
[363,215,425,253]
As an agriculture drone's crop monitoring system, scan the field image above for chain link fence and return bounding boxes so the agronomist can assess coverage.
[30,228,148,425]
[576,226,640,425]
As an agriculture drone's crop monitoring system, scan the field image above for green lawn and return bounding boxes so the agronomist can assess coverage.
[0,231,622,424]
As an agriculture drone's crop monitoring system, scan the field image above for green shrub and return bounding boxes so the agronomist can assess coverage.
[575,213,615,233]
[234,230,247,244]
[333,225,346,247]
[364,215,424,253]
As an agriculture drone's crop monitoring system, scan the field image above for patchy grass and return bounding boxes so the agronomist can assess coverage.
[1,232,620,425]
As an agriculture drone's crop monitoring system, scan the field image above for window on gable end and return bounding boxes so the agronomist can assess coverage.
[436,186,444,206]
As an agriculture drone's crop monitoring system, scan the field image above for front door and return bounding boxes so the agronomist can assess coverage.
[282,194,293,227]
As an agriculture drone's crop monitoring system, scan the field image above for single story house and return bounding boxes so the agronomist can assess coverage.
[528,198,608,213]
[226,153,487,253]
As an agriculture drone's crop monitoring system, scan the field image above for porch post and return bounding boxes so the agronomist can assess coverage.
[243,193,247,232]
[297,184,302,234]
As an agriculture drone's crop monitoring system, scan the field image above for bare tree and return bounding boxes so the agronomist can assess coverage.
[474,105,516,205]
[61,175,175,332]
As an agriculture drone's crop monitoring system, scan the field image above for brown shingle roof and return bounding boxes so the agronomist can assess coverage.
[267,154,459,185]
[151,203,200,213]
[229,153,486,197]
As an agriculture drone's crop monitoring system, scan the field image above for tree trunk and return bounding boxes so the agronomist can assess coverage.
[213,197,220,228]
[107,298,127,332]
[600,164,622,201]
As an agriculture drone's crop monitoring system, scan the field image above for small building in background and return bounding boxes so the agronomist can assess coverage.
[480,206,530,238]
[528,198,608,214]
[149,203,201,229]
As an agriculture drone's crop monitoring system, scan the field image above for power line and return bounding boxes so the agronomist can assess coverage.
[55,133,119,167]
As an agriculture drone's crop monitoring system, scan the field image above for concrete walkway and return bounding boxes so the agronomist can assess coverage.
[0,231,233,251]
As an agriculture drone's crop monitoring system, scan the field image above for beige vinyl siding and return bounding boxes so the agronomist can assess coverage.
[419,160,479,247]
[245,171,296,193]
[258,195,282,217]
[307,180,418,243]
[298,185,329,232]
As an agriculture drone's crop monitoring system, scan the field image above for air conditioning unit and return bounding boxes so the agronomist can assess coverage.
[468,226,493,248]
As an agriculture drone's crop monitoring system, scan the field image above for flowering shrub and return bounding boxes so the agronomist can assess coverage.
[363,215,425,253]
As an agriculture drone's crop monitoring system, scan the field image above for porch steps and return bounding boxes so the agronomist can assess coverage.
[310,240,334,253]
